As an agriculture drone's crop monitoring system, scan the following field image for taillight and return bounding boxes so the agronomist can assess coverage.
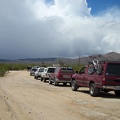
[102,77,106,84]
[102,77,105,81]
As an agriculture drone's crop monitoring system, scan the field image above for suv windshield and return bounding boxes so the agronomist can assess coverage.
[106,63,120,75]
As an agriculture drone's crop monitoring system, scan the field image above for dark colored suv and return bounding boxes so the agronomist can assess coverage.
[49,67,74,86]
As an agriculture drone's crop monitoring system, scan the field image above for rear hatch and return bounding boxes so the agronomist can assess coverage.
[59,67,74,81]
[105,62,120,86]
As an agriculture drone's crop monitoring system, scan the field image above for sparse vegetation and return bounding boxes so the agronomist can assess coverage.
[0,63,8,77]
[72,64,85,72]
[0,63,29,77]
[0,61,85,77]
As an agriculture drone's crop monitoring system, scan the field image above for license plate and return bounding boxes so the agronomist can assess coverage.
[63,75,71,79]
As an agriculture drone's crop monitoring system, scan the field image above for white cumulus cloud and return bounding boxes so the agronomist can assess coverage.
[0,0,120,59]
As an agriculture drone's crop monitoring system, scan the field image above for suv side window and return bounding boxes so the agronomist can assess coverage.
[55,67,60,73]
[106,63,120,75]
[44,68,47,72]
[79,67,86,74]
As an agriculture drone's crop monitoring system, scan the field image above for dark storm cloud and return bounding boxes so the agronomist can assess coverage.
[0,0,120,59]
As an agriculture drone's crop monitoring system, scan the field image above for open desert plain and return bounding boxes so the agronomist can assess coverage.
[0,70,120,120]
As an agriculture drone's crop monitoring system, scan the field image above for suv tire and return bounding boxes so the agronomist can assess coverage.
[41,77,43,81]
[115,90,120,97]
[71,80,78,91]
[63,83,67,86]
[34,76,38,79]
[49,78,52,84]
[43,78,46,82]
[89,83,99,97]
[54,79,58,86]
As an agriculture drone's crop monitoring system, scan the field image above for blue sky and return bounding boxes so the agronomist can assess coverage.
[46,0,120,15]
[87,0,120,15]
[0,0,120,59]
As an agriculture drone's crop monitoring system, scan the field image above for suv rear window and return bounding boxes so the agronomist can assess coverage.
[48,68,55,73]
[60,67,74,73]
[106,63,120,75]
[39,68,44,72]
[32,68,37,71]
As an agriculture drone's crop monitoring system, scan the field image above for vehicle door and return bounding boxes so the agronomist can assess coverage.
[41,68,47,78]
[76,67,86,86]
[83,67,92,87]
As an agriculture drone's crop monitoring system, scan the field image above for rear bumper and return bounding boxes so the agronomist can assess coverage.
[55,79,71,83]
[103,85,120,90]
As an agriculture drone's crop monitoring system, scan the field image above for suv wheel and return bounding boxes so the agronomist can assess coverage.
[34,76,38,79]
[34,76,36,79]
[49,78,52,84]
[63,83,67,86]
[43,78,46,82]
[115,90,120,97]
[71,80,78,91]
[49,80,52,84]
[89,83,99,97]
[41,77,43,81]
[54,79,58,86]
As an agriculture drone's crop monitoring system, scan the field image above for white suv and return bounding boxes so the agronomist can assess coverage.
[30,66,40,76]
[34,67,45,79]
[41,67,56,82]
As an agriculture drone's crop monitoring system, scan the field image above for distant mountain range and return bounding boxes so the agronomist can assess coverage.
[0,52,120,65]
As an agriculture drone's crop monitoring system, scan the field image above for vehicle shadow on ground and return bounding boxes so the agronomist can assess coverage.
[52,84,71,87]
[56,84,71,87]
[44,81,71,87]
[77,90,120,99]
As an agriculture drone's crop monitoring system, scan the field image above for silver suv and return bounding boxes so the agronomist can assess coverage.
[41,67,56,82]
[34,67,45,79]
[30,66,39,76]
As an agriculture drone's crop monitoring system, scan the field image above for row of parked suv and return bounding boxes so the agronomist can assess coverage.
[30,66,74,86]
[29,60,120,97]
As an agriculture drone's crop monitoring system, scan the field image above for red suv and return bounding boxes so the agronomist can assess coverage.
[49,67,74,86]
[71,61,120,97]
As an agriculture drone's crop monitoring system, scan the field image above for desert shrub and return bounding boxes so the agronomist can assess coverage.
[0,63,8,77]
[0,63,29,77]
[71,64,85,72]
[6,63,30,70]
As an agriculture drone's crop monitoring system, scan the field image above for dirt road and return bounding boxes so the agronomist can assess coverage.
[0,71,120,120]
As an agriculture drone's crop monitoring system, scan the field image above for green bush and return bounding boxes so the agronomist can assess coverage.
[71,64,85,72]
[0,63,8,77]
[0,62,85,77]
[7,63,28,70]
[0,63,28,77]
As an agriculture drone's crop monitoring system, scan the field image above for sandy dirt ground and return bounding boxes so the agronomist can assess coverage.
[0,71,120,120]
